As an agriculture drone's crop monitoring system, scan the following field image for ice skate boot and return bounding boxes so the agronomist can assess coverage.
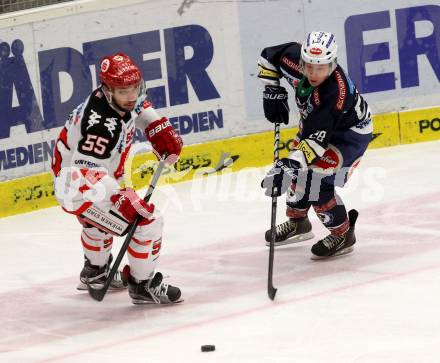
[311,209,358,260]
[77,254,126,290]
[265,216,314,247]
[121,265,182,305]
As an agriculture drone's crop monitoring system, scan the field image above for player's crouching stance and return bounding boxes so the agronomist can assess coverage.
[259,32,373,259]
[51,53,183,304]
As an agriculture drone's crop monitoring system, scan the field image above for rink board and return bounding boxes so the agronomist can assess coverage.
[399,107,440,144]
[369,112,400,149]
[0,127,296,218]
[0,107,433,218]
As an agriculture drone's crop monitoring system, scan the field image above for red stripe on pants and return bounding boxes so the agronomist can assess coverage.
[81,236,101,251]
[127,246,149,259]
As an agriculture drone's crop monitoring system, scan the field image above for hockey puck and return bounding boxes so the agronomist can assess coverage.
[201,345,215,352]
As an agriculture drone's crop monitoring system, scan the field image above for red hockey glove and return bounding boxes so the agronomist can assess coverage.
[145,117,183,164]
[110,187,154,223]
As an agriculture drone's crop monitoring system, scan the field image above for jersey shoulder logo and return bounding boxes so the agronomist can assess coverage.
[281,56,302,73]
[86,109,102,129]
[134,99,152,115]
[334,71,347,111]
[104,117,118,137]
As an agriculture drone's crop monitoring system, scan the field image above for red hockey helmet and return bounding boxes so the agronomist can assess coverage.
[98,52,142,88]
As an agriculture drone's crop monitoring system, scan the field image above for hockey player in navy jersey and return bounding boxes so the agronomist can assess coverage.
[259,31,373,259]
[52,53,183,303]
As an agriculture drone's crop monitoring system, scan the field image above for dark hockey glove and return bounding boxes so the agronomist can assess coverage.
[261,158,300,197]
[263,86,289,124]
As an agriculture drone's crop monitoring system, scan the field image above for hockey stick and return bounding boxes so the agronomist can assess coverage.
[268,123,280,300]
[87,159,166,302]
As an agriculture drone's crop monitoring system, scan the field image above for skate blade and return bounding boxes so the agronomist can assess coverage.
[131,298,184,305]
[266,232,315,247]
[310,246,354,260]
[76,282,127,291]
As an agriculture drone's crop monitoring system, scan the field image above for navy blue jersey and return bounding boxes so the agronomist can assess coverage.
[258,42,372,166]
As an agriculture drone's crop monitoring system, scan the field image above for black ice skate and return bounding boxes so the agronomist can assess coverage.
[77,254,126,291]
[311,209,358,260]
[121,265,182,305]
[265,216,314,247]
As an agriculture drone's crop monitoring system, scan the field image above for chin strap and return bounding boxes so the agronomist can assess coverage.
[328,58,338,75]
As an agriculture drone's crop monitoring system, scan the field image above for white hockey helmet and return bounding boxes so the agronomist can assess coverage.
[301,31,338,73]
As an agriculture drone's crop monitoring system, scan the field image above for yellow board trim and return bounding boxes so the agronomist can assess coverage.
[369,112,400,149]
[0,172,56,218]
[399,107,440,144]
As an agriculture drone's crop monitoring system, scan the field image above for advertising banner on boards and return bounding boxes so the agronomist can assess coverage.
[0,1,246,181]
[0,0,439,184]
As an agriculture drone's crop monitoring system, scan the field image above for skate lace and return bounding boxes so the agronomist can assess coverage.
[111,270,125,285]
[86,270,123,285]
[85,271,106,283]
[322,234,344,249]
[113,270,122,281]
[276,220,296,237]
[147,282,169,304]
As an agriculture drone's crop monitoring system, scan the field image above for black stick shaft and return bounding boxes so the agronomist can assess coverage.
[88,160,166,301]
[268,123,280,300]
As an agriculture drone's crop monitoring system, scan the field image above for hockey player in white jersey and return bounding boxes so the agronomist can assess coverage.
[52,53,183,304]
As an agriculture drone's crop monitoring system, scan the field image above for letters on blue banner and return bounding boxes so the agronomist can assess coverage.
[0,25,222,148]
[344,5,440,93]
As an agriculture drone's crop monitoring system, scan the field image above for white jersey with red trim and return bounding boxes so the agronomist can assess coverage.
[52,87,160,215]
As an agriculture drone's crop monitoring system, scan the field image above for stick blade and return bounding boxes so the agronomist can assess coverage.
[87,283,106,302]
[348,209,359,226]
[268,286,277,300]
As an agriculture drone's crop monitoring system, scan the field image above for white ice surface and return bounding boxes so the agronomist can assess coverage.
[1,141,440,363]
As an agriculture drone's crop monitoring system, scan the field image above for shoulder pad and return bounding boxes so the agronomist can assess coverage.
[279,43,302,70]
